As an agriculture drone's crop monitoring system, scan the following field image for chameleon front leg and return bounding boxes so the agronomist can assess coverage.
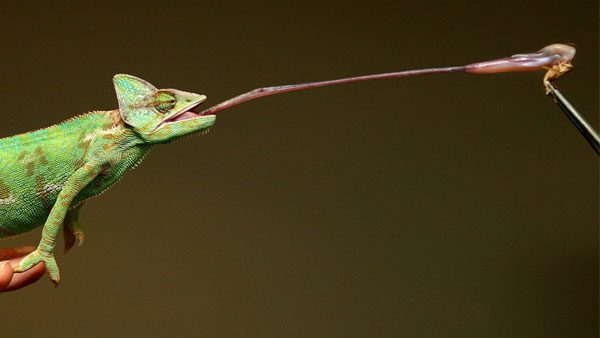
[14,163,102,285]
[64,203,85,254]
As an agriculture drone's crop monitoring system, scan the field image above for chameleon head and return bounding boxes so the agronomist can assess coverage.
[113,74,216,143]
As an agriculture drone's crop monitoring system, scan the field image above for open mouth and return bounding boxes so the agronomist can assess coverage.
[169,109,203,123]
[164,102,213,124]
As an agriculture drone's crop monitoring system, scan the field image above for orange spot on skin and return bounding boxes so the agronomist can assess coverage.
[35,146,48,165]
[35,175,52,210]
[109,110,122,127]
[75,138,92,168]
[0,179,11,199]
[17,151,36,176]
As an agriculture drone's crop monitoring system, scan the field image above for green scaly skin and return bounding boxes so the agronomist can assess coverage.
[0,74,216,285]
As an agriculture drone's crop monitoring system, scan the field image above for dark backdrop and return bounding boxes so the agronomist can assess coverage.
[1,1,597,337]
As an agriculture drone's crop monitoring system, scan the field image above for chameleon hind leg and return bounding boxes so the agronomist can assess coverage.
[14,163,101,285]
[64,203,85,254]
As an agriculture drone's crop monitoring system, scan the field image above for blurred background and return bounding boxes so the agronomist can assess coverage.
[0,1,597,337]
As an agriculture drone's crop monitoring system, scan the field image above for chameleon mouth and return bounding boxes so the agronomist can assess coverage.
[168,109,203,123]
[165,102,213,124]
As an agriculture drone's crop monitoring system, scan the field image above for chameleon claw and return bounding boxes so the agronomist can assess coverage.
[75,231,85,247]
[64,227,85,253]
[14,249,60,284]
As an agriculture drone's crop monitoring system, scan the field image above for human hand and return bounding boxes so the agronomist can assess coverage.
[0,246,46,293]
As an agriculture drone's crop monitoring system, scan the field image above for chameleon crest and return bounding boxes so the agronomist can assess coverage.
[113,74,215,143]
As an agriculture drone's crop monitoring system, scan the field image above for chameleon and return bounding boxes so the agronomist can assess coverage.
[0,75,215,285]
[0,43,575,286]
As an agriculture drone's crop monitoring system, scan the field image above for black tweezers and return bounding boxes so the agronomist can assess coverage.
[545,81,599,155]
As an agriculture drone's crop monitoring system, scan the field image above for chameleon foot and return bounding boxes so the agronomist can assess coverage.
[64,228,85,254]
[14,249,60,285]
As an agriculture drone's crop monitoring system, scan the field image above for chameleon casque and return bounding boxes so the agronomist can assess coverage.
[0,44,575,286]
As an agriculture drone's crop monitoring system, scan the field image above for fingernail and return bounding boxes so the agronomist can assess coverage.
[0,261,10,273]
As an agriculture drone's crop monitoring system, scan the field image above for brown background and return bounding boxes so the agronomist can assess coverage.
[0,1,597,337]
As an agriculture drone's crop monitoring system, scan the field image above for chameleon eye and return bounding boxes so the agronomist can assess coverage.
[153,91,177,113]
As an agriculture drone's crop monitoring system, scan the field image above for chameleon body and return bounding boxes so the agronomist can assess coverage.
[0,75,215,284]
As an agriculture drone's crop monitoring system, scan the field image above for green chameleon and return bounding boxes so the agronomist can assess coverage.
[0,75,215,284]
[0,43,574,286]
